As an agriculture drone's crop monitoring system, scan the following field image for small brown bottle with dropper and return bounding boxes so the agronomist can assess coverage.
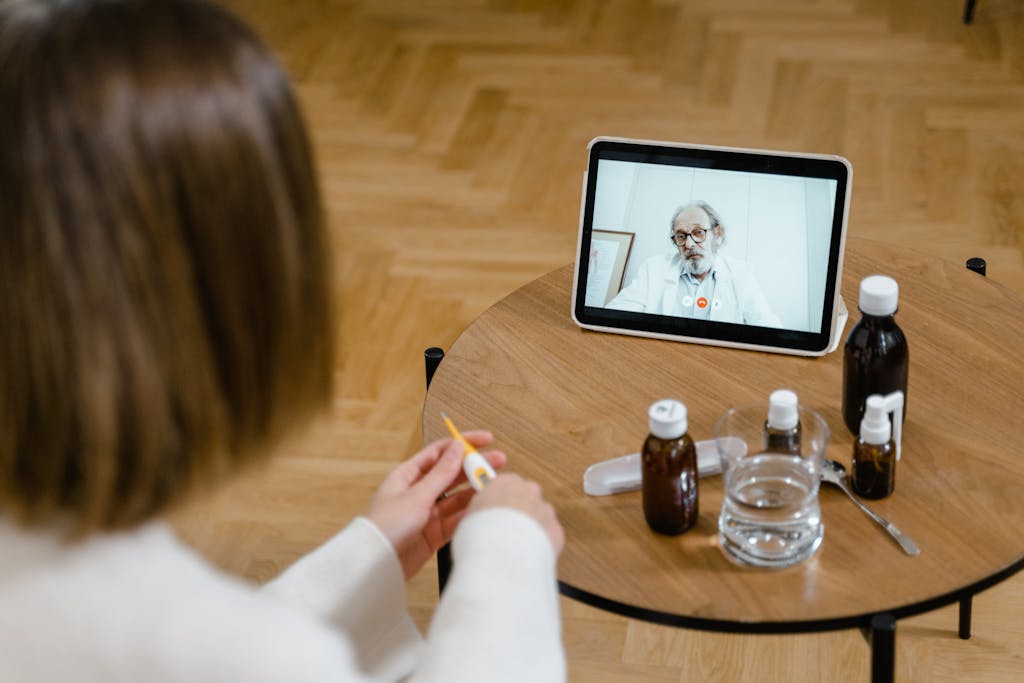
[641,399,698,535]
[852,393,902,499]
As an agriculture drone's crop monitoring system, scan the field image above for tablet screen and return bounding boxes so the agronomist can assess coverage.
[572,138,851,355]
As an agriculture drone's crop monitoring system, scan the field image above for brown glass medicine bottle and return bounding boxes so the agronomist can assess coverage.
[842,275,909,435]
[642,399,698,535]
[852,394,896,499]
[765,389,801,455]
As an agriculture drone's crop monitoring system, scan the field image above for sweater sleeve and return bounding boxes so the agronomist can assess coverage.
[410,508,566,683]
[259,517,423,682]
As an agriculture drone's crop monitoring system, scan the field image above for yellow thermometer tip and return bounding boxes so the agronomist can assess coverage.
[441,412,475,454]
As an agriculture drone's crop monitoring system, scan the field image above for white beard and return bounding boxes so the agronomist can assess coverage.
[682,249,716,276]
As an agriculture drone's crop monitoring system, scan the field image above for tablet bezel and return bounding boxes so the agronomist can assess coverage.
[570,137,851,357]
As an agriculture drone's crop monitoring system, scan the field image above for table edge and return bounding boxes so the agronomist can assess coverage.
[558,552,1024,633]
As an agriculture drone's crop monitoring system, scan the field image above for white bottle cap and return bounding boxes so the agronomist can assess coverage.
[859,275,899,316]
[648,399,687,439]
[859,394,891,445]
[767,389,799,430]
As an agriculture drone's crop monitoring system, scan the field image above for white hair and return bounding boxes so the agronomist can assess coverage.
[669,200,726,249]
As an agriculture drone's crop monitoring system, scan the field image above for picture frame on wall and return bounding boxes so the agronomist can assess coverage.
[585,229,634,307]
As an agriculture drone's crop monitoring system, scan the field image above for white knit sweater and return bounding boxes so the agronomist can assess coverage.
[0,508,564,682]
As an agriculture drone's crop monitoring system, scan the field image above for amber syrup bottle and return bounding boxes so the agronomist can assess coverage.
[764,389,801,455]
[852,394,896,499]
[843,275,909,435]
[641,399,697,535]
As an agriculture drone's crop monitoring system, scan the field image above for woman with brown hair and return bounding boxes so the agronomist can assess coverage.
[0,1,564,680]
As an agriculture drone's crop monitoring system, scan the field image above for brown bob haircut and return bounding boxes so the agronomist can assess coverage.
[0,0,334,534]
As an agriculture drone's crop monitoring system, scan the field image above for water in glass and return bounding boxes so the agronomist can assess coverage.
[718,452,823,568]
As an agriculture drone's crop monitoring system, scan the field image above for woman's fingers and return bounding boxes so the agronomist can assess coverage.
[388,431,495,490]
[387,440,447,490]
[435,449,507,500]
[479,449,507,472]
[435,488,475,539]
[412,439,466,503]
[459,429,494,448]
[436,486,474,513]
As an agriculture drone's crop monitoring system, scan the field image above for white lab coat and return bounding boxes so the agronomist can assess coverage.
[607,252,782,328]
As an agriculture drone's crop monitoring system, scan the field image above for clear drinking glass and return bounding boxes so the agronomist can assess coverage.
[714,404,828,568]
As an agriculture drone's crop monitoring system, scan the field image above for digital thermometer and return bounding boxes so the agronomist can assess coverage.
[441,412,497,491]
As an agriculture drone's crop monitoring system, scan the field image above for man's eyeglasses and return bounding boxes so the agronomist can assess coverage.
[671,228,710,246]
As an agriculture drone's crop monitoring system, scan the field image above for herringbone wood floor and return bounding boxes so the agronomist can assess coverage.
[171,1,1024,680]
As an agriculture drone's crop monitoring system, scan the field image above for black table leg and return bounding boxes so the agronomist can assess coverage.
[963,0,978,24]
[425,347,453,593]
[425,346,445,387]
[436,544,453,592]
[959,595,973,639]
[869,613,896,683]
[966,257,987,276]
[960,258,985,642]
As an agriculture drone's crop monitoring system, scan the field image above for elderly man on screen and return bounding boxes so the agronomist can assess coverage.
[606,201,782,328]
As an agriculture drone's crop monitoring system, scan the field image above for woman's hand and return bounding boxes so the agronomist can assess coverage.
[468,474,564,555]
[365,432,506,580]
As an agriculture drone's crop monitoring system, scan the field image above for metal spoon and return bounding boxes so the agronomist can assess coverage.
[820,459,921,556]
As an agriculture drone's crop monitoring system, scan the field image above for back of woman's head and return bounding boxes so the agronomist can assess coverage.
[0,0,334,534]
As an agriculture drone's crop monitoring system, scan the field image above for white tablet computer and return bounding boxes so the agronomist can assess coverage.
[571,137,851,356]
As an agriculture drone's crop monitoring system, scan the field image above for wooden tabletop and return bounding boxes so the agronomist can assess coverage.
[422,236,1024,631]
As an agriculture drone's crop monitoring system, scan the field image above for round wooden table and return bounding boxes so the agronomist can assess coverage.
[423,237,1024,681]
